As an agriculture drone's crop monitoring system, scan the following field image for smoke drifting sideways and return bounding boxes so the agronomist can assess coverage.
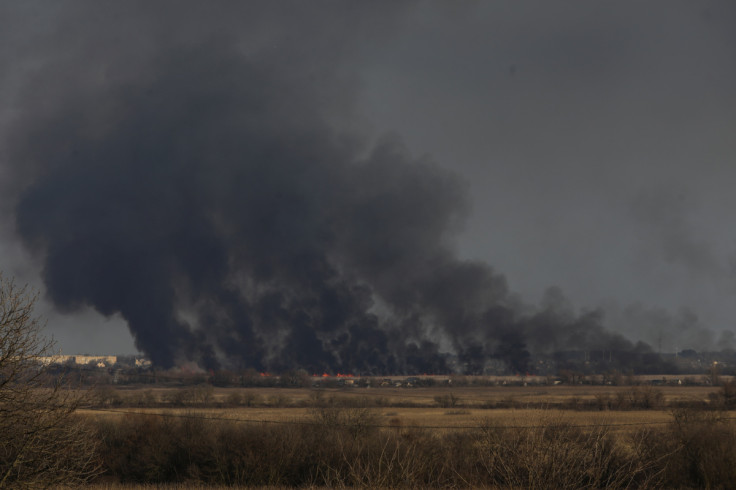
[9,42,651,374]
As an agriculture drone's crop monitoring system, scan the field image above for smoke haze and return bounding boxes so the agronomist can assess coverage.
[1,2,734,371]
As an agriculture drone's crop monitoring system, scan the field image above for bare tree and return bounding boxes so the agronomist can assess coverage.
[0,274,99,488]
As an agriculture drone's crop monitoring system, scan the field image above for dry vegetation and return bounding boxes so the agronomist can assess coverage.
[6,276,736,489]
[89,382,719,409]
[74,382,736,488]
[0,275,100,488]
[2,276,734,489]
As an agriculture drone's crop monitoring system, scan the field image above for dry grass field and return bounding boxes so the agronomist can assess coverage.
[106,382,719,406]
[78,382,736,488]
[79,406,678,434]
[79,383,724,434]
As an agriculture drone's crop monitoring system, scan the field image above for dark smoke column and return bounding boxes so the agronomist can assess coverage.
[10,38,647,373]
[10,45,472,371]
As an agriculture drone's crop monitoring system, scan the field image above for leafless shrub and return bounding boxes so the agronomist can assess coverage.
[221,390,260,407]
[708,379,736,409]
[662,408,736,488]
[241,392,261,407]
[603,386,665,410]
[433,392,460,408]
[630,386,665,409]
[267,393,291,407]
[165,384,214,407]
[92,386,124,407]
[128,389,157,407]
[88,403,736,488]
[338,434,429,488]
[307,389,326,407]
[0,274,100,487]
[225,391,243,406]
[309,405,380,439]
[595,393,613,410]
[472,416,662,488]
[95,413,215,483]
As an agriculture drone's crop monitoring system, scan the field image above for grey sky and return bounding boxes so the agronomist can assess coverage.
[1,1,735,357]
[357,2,736,352]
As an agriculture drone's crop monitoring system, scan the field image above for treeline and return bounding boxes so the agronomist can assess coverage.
[52,362,736,391]
[87,405,736,488]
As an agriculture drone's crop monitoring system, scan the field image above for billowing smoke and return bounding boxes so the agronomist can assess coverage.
[3,5,685,374]
[602,302,729,354]
[8,41,644,373]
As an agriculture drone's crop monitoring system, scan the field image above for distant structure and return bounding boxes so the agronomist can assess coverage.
[135,358,152,368]
[36,355,118,367]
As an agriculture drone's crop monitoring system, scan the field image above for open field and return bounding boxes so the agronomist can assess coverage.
[79,383,729,435]
[79,406,682,435]
[73,383,736,487]
[106,382,720,403]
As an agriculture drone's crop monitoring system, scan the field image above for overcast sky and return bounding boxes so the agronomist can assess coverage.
[1,1,735,357]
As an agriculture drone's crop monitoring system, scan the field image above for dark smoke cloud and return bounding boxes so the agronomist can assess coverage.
[3,1,732,372]
[7,36,462,370]
[602,302,720,354]
[3,27,638,373]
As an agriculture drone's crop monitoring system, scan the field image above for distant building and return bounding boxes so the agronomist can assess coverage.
[135,358,152,368]
[35,355,117,367]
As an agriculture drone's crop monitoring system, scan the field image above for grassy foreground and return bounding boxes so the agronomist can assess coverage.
[72,382,736,489]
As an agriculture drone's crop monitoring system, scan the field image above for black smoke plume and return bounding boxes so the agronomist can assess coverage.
[7,23,651,374]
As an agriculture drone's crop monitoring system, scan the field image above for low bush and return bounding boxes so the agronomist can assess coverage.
[89,404,736,488]
[661,408,736,488]
[433,393,461,408]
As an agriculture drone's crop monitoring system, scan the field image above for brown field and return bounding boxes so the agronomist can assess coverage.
[107,382,719,405]
[76,382,736,488]
[79,383,724,434]
[79,406,679,433]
